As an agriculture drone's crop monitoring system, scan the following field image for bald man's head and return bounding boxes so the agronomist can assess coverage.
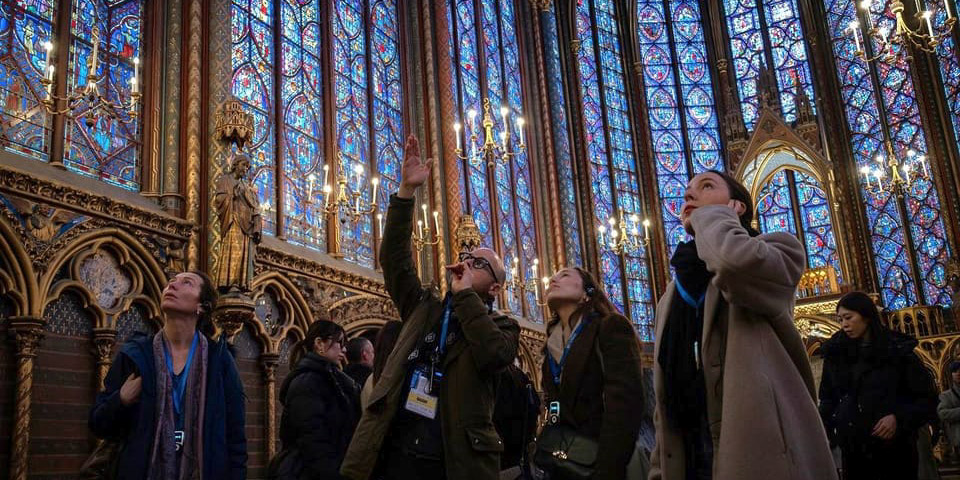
[449,247,504,303]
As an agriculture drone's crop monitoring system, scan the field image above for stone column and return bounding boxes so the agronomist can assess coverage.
[261,353,280,461]
[7,317,44,480]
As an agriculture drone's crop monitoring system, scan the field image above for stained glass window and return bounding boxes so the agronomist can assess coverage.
[232,0,276,233]
[542,5,582,266]
[636,0,722,256]
[577,0,654,338]
[756,168,842,278]
[447,0,542,320]
[933,3,960,189]
[723,0,815,129]
[280,0,323,247]
[825,0,951,307]
[0,0,144,190]
[0,1,56,160]
[231,0,402,268]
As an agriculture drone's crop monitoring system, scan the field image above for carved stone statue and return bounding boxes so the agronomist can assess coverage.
[214,153,262,293]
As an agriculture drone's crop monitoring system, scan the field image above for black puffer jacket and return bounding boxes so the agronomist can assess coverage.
[274,353,361,479]
[818,329,936,453]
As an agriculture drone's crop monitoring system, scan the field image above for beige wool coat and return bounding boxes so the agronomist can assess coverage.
[649,205,837,480]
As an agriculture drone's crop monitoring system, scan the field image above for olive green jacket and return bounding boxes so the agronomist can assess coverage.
[340,194,520,480]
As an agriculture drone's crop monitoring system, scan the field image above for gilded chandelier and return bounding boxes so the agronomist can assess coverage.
[597,210,651,256]
[846,0,956,64]
[452,99,527,168]
[859,139,932,197]
[39,26,141,126]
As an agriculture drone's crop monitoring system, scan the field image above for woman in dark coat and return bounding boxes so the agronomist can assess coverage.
[88,271,247,480]
[270,319,360,479]
[819,291,938,480]
[536,267,644,480]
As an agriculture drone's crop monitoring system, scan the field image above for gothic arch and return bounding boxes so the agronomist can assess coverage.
[251,271,315,346]
[734,142,851,282]
[328,295,399,337]
[40,229,168,317]
[0,214,38,317]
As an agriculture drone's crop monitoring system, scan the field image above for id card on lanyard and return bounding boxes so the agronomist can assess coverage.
[404,302,452,419]
[164,331,199,452]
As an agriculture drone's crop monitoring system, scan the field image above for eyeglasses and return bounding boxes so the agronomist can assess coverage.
[458,252,501,283]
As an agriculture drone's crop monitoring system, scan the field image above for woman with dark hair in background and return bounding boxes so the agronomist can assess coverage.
[535,266,644,480]
[270,319,360,479]
[649,170,836,479]
[361,320,403,408]
[88,271,247,479]
[819,291,937,480]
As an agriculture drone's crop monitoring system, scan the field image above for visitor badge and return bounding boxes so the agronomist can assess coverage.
[404,368,438,419]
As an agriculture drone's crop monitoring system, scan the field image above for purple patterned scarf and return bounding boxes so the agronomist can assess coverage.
[148,331,209,480]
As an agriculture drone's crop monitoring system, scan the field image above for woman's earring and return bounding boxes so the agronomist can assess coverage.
[318,348,325,355]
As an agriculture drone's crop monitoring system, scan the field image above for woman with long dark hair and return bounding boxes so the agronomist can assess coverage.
[270,319,361,479]
[819,291,937,480]
[649,170,836,479]
[534,266,644,479]
[88,271,247,479]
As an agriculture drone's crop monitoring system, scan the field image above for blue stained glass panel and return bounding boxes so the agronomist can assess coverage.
[232,0,276,234]
[762,0,815,122]
[333,0,373,267]
[370,0,402,243]
[757,170,797,235]
[543,6,582,265]
[825,0,917,308]
[65,0,144,190]
[280,0,324,249]
[579,0,654,338]
[0,0,56,160]
[794,171,842,280]
[724,0,764,128]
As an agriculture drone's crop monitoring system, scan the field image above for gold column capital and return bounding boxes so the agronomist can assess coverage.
[8,318,44,358]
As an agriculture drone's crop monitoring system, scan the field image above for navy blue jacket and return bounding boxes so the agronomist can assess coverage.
[89,332,248,480]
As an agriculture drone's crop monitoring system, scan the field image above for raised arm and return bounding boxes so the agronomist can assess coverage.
[379,135,433,320]
[689,205,805,316]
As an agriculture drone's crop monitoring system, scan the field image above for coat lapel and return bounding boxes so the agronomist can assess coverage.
[557,318,600,408]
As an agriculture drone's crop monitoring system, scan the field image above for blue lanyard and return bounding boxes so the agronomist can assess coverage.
[674,279,706,308]
[163,332,199,423]
[548,320,587,385]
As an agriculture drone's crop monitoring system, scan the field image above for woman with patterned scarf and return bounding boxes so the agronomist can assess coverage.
[649,170,836,480]
[89,271,248,479]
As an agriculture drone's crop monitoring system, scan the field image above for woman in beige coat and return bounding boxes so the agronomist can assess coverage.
[649,170,837,480]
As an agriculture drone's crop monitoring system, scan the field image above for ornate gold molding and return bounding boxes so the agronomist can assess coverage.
[794,298,841,316]
[8,317,44,480]
[184,0,203,269]
[256,245,388,296]
[0,167,193,239]
[213,293,256,343]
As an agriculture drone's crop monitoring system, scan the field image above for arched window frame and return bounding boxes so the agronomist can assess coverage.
[445,0,545,321]
[823,0,952,308]
[230,0,405,270]
[1,0,158,191]
[574,0,655,338]
[720,0,816,129]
